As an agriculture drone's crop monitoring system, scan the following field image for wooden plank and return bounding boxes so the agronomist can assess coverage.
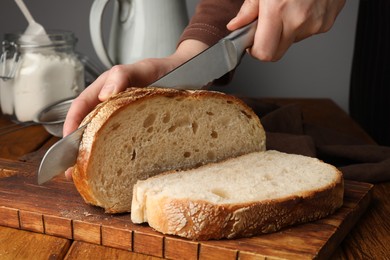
[0,225,70,260]
[201,224,332,260]
[0,116,52,160]
[133,231,164,258]
[332,182,390,259]
[164,236,199,260]
[199,243,237,260]
[315,182,374,260]
[73,220,101,244]
[102,225,132,251]
[238,251,280,260]
[19,210,44,233]
[44,215,73,239]
[64,241,161,259]
[0,158,33,178]
[0,164,373,260]
[0,206,19,229]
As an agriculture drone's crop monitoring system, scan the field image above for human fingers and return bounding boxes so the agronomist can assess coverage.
[98,64,135,101]
[63,71,109,137]
[98,58,179,101]
[251,0,346,61]
[273,0,346,60]
[227,0,285,61]
[65,167,73,181]
[227,0,259,31]
[248,1,284,61]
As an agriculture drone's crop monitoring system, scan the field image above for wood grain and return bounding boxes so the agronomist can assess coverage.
[133,231,164,258]
[332,182,390,259]
[102,226,132,251]
[199,243,237,260]
[73,220,101,244]
[0,117,52,160]
[0,160,373,260]
[0,225,70,260]
[19,210,44,233]
[44,215,73,239]
[164,237,199,260]
[0,206,19,229]
[65,241,161,260]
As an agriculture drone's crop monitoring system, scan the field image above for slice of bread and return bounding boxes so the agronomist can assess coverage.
[131,150,344,240]
[72,87,266,213]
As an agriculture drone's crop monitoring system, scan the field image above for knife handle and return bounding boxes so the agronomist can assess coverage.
[224,20,258,59]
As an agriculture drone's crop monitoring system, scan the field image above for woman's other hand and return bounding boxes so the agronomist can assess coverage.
[227,0,346,61]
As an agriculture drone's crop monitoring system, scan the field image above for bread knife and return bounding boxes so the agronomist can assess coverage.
[150,20,257,89]
[38,124,87,184]
[37,20,257,185]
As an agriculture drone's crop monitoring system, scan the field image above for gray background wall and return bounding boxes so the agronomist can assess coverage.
[0,0,359,112]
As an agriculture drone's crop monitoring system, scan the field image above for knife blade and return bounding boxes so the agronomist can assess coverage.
[37,20,257,184]
[38,125,86,184]
[150,20,257,89]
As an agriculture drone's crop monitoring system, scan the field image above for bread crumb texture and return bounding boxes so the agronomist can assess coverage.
[131,150,344,240]
[72,87,266,213]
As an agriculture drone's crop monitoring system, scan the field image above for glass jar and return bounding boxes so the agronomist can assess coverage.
[0,31,85,122]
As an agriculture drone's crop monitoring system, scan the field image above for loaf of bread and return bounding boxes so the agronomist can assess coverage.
[72,87,266,213]
[131,150,344,240]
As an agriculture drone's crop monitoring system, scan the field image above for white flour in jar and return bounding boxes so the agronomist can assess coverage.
[13,52,84,122]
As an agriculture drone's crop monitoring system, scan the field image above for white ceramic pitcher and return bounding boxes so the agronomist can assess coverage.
[90,0,189,68]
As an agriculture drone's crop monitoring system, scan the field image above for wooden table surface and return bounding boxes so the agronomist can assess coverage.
[0,98,389,259]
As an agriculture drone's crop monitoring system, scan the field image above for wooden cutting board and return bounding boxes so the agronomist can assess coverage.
[0,158,373,260]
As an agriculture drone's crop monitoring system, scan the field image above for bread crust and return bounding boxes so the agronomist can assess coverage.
[142,170,343,240]
[72,87,266,213]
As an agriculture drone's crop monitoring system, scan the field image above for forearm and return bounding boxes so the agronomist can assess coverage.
[174,39,209,61]
[179,0,244,46]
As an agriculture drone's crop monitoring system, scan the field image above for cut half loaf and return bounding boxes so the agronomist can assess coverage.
[72,87,266,213]
[131,150,344,240]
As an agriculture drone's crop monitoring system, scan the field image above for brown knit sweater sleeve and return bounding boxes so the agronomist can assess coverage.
[179,0,244,46]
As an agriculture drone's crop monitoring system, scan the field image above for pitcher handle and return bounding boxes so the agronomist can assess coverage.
[90,0,114,69]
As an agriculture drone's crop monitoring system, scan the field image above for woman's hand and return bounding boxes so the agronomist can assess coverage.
[227,0,346,61]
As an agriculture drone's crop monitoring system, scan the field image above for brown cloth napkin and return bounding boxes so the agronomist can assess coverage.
[240,97,390,183]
